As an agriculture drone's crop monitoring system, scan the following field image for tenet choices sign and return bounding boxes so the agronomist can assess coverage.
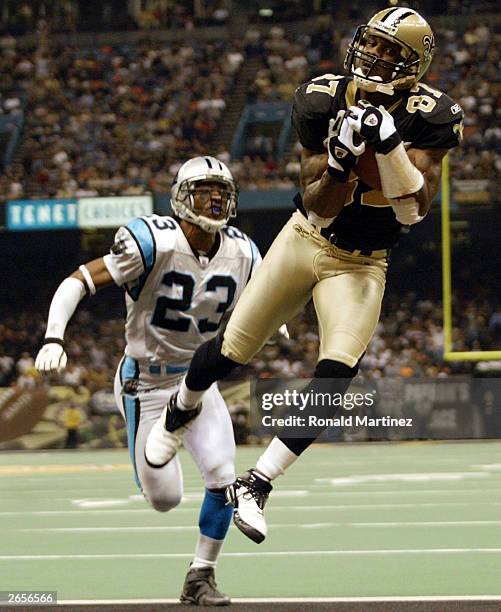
[78,196,152,228]
[7,199,78,230]
[7,196,153,230]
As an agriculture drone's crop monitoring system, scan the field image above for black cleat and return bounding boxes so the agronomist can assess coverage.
[226,469,272,544]
[180,565,230,606]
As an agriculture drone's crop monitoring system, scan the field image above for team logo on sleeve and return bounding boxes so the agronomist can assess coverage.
[122,379,139,396]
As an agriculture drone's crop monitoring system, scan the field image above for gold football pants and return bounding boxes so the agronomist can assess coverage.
[222,211,388,368]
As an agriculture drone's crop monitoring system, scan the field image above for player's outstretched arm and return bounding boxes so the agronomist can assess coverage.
[35,258,114,374]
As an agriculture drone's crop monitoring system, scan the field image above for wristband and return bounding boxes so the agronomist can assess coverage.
[391,197,424,225]
[376,143,424,199]
[79,264,96,295]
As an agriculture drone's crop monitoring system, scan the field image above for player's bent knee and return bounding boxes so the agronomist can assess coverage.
[220,324,262,365]
[314,359,359,379]
[202,460,235,490]
[147,491,182,513]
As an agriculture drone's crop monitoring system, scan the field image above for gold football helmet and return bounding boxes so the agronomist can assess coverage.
[345,7,435,94]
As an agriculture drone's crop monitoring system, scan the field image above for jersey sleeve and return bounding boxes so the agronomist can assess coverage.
[410,93,464,150]
[103,218,156,292]
[291,78,338,152]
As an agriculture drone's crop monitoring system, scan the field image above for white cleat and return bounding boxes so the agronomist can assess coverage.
[144,393,201,468]
[225,469,272,544]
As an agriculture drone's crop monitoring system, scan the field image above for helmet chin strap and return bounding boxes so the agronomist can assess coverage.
[182,207,224,234]
[184,192,223,233]
[196,217,222,234]
[353,68,395,96]
[353,66,418,96]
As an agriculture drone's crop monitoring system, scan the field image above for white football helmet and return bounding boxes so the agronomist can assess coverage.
[171,156,238,233]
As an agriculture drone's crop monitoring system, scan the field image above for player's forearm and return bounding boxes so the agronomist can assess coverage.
[303,171,353,220]
[45,277,87,340]
[45,259,113,340]
[377,145,437,223]
[393,147,445,218]
[389,175,434,225]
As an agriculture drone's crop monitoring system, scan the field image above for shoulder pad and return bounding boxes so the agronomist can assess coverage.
[142,214,179,232]
[294,74,347,120]
[222,225,260,259]
[410,84,464,125]
[221,225,249,243]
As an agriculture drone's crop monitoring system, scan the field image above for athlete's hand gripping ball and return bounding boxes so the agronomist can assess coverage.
[347,100,401,154]
[326,113,366,182]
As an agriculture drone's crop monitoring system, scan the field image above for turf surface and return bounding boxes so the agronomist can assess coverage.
[1,441,501,607]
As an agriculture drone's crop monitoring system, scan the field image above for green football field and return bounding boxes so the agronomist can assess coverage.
[1,441,501,605]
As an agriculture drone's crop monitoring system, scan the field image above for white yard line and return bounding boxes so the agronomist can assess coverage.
[316,472,493,485]
[11,519,501,533]
[2,548,501,561]
[1,500,501,516]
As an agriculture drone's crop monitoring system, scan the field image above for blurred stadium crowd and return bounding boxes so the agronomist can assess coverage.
[0,7,499,197]
[1,292,500,392]
[0,0,497,35]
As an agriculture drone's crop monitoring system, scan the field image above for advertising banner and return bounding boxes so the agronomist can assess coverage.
[7,199,78,231]
[78,195,153,228]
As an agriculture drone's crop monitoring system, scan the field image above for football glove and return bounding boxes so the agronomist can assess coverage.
[347,100,401,154]
[326,114,366,182]
[35,339,68,373]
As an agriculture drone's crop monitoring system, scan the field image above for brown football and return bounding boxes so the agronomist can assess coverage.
[354,144,382,191]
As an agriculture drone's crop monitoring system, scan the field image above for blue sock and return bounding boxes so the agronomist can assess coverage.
[198,489,232,540]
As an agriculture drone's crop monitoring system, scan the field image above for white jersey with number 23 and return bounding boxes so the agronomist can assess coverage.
[104,215,261,379]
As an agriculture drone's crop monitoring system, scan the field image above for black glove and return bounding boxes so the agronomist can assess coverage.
[326,114,366,182]
[347,100,401,154]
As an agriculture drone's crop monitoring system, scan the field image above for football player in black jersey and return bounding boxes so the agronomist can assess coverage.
[145,8,464,544]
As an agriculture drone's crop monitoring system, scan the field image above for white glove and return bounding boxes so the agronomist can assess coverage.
[391,198,424,225]
[35,341,68,373]
[347,101,401,154]
[326,114,366,182]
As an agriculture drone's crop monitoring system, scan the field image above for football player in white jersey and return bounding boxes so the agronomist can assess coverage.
[35,156,261,606]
